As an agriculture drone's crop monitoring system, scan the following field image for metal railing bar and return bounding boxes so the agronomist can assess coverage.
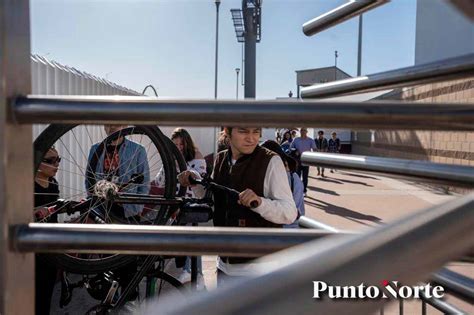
[302,0,389,36]
[300,212,473,294]
[12,96,474,131]
[300,53,474,99]
[419,289,467,314]
[301,152,474,187]
[298,216,340,233]
[431,268,474,302]
[156,194,474,315]
[421,300,426,315]
[11,224,347,256]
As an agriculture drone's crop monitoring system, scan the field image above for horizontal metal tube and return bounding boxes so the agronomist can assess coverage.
[432,268,474,302]
[301,152,474,187]
[419,290,467,314]
[300,53,474,98]
[159,194,474,315]
[298,216,340,233]
[302,0,389,36]
[13,96,474,130]
[11,224,342,256]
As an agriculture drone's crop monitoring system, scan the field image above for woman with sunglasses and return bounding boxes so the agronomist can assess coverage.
[34,147,61,315]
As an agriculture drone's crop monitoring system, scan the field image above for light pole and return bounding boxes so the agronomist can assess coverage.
[357,15,363,76]
[212,0,221,182]
[235,68,240,99]
[334,50,338,81]
[214,0,220,99]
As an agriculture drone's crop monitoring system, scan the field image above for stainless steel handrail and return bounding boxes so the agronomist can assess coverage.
[300,53,474,98]
[302,0,389,36]
[12,96,474,130]
[12,224,344,256]
[298,216,340,233]
[419,290,466,314]
[432,268,474,302]
[301,152,474,187]
[146,193,474,315]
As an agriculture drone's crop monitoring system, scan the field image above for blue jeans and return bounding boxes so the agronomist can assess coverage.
[297,165,309,192]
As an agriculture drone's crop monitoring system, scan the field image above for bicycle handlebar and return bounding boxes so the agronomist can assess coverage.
[189,176,259,208]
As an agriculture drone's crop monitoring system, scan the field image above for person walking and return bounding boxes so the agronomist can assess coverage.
[315,130,329,177]
[290,127,315,194]
[328,132,341,173]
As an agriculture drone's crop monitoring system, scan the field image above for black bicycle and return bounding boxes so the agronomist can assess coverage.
[52,193,214,314]
[34,124,187,273]
[33,124,257,313]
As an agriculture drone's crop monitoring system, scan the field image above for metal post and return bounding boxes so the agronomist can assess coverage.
[0,1,34,314]
[334,50,338,80]
[241,43,245,85]
[236,68,240,99]
[357,15,363,76]
[191,223,198,289]
[244,3,257,98]
[214,0,220,99]
[213,0,221,165]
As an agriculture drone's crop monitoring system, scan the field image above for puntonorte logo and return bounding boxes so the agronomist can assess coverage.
[313,280,445,299]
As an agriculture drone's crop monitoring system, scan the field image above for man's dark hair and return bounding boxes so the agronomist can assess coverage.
[318,130,324,135]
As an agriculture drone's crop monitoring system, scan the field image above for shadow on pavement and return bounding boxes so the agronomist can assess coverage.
[309,175,373,187]
[307,185,340,196]
[305,197,382,224]
[340,172,380,180]
[335,178,374,187]
[308,176,343,184]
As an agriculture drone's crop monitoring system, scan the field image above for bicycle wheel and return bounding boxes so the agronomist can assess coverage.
[33,124,177,274]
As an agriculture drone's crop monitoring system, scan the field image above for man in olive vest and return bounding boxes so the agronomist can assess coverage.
[178,127,297,284]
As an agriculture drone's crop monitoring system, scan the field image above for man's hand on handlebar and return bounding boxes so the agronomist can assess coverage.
[238,189,262,209]
[177,170,201,187]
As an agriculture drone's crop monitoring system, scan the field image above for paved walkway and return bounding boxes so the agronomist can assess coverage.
[199,168,473,314]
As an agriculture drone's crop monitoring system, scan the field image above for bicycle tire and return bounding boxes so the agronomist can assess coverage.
[34,124,177,274]
[145,270,188,298]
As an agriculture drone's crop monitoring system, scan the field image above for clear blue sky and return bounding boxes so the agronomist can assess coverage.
[30,0,417,99]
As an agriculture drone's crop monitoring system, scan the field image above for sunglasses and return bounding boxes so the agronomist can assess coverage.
[42,156,61,164]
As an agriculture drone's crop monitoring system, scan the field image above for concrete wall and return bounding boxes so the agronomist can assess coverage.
[415,0,474,64]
